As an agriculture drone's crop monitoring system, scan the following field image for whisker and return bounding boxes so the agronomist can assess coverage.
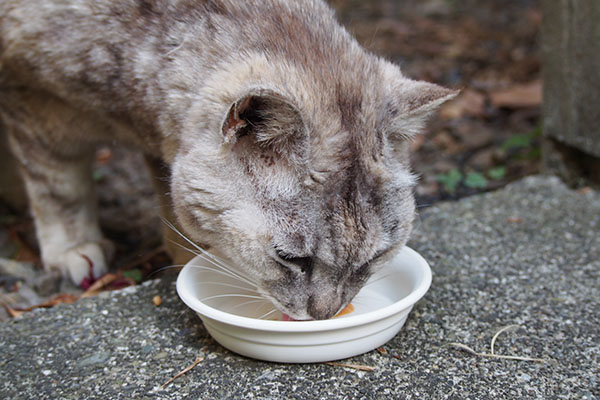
[191,280,258,293]
[363,273,394,287]
[169,240,257,287]
[147,264,186,278]
[227,299,269,312]
[257,308,279,320]
[163,219,233,269]
[200,293,265,302]
[161,219,258,286]
[187,265,257,286]
[185,249,257,287]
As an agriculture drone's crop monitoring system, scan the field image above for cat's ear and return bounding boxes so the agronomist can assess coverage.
[389,80,459,138]
[221,89,305,146]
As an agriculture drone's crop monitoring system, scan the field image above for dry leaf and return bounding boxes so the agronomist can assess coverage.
[489,80,542,109]
[80,273,120,298]
[2,303,24,318]
[95,147,113,165]
[8,293,80,316]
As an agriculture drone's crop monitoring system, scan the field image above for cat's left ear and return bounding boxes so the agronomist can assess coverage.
[390,80,459,138]
[221,88,305,146]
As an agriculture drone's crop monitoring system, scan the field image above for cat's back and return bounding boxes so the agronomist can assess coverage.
[0,0,353,109]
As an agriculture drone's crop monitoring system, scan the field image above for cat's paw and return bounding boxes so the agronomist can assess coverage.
[47,240,114,286]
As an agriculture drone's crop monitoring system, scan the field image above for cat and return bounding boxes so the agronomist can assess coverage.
[0,0,456,320]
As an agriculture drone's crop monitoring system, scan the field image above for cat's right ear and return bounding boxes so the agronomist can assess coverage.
[221,89,305,146]
[222,95,252,144]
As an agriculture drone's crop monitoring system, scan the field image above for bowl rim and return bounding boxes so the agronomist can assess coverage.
[176,246,431,333]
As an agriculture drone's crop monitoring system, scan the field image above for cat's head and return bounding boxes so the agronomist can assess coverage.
[171,55,456,320]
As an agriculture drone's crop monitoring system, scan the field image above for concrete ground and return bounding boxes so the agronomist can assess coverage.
[1,176,598,399]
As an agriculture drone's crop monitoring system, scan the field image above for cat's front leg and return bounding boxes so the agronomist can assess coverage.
[4,101,112,285]
[17,147,112,284]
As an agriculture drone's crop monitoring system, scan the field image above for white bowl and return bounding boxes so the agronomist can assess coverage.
[176,246,432,363]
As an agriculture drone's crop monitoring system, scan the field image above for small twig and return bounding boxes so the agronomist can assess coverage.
[448,343,544,362]
[160,356,204,389]
[448,325,545,363]
[325,362,376,372]
[490,324,520,355]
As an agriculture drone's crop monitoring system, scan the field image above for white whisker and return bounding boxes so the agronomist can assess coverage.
[227,299,269,312]
[363,273,393,287]
[161,218,257,285]
[147,264,186,278]
[257,308,279,320]
[200,293,265,302]
[192,280,258,292]
[188,265,256,286]
[168,239,257,287]
[185,248,257,287]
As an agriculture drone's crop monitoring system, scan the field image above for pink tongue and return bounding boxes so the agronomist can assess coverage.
[281,313,298,321]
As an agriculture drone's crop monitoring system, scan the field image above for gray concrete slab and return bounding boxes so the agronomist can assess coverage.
[1,176,598,399]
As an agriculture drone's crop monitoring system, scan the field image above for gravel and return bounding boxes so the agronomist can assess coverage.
[1,175,598,399]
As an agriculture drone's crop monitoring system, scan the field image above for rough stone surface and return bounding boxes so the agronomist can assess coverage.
[1,176,598,399]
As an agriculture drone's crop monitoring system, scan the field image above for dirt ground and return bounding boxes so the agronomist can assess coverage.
[0,0,542,317]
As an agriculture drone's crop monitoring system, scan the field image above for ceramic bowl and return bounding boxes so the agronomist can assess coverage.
[176,246,431,363]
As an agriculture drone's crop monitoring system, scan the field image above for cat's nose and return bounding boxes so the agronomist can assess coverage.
[307,294,342,320]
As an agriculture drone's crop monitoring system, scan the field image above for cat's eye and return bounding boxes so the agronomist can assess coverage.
[275,249,314,275]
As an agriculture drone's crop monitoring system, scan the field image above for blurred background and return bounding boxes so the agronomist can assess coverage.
[330,0,542,205]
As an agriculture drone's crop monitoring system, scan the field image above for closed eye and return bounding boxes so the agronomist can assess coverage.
[275,249,314,275]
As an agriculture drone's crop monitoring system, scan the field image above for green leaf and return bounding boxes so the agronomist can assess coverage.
[501,134,532,151]
[487,166,507,180]
[464,172,488,189]
[122,269,144,283]
[92,169,106,182]
[437,169,463,193]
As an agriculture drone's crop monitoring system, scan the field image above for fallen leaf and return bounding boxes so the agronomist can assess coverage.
[95,147,113,165]
[7,293,80,315]
[1,303,24,318]
[489,80,542,109]
[80,273,120,298]
[376,347,388,355]
[507,217,523,223]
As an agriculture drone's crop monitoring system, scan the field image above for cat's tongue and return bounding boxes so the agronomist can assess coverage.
[281,313,299,321]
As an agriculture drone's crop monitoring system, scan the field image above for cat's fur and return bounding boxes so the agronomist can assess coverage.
[0,0,456,320]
